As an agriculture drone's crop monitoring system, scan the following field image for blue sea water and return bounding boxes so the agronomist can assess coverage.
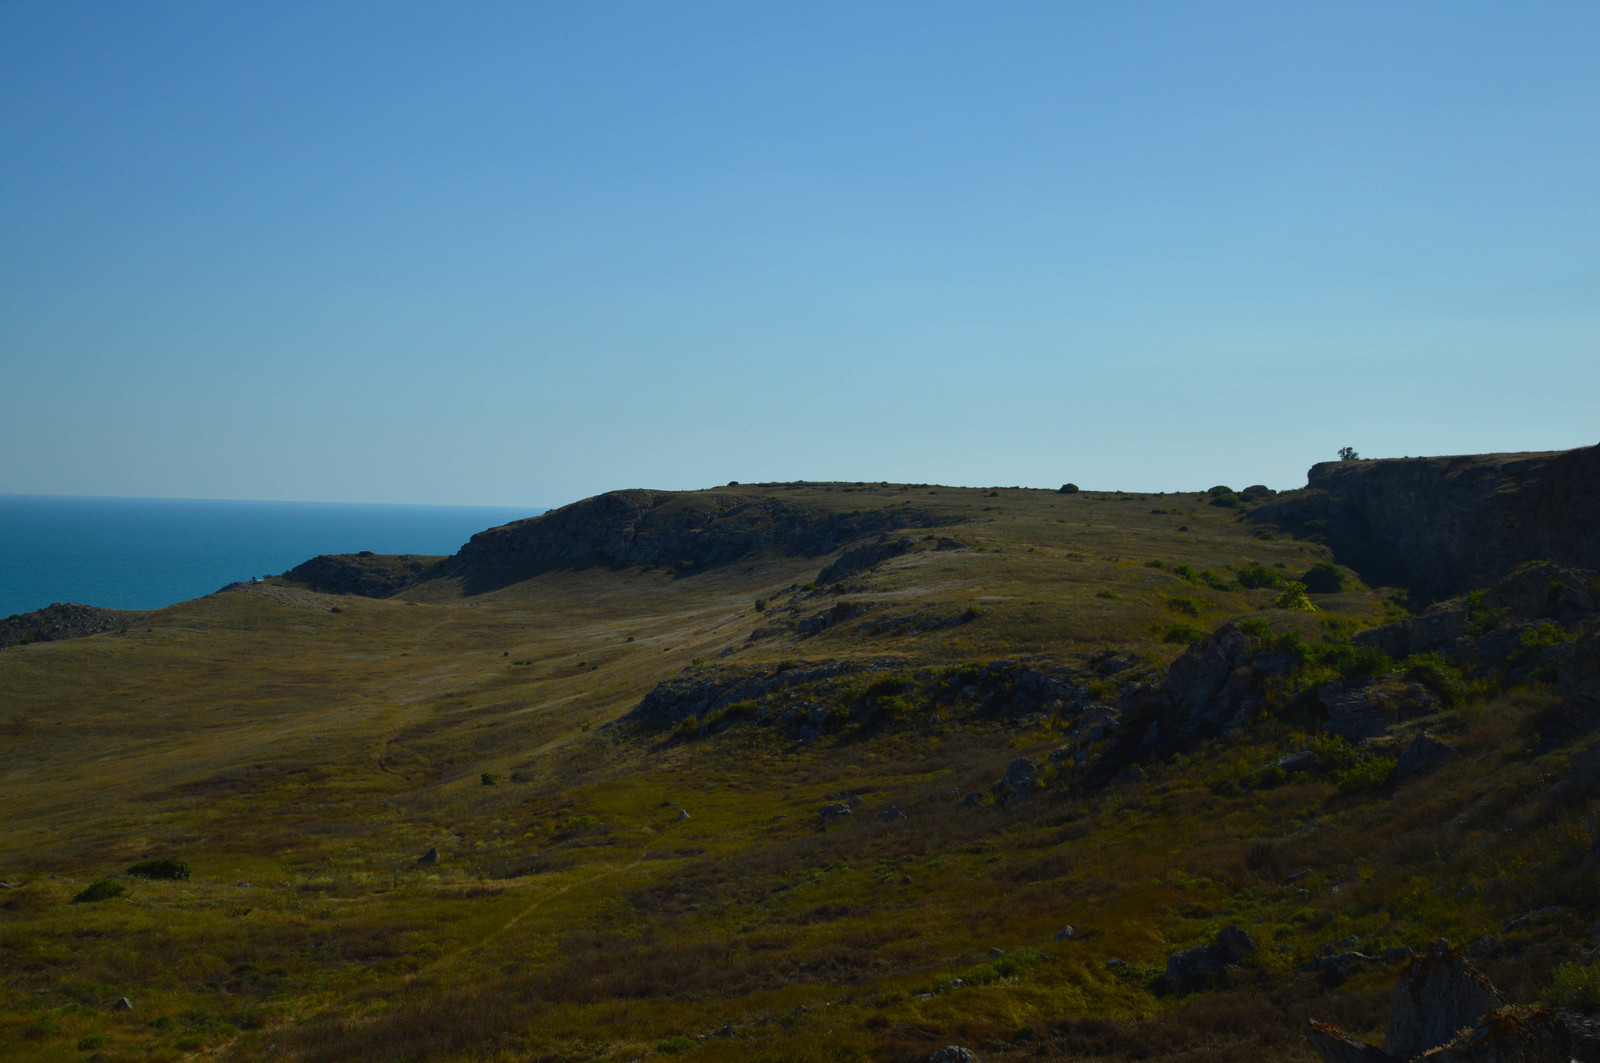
[0,495,543,617]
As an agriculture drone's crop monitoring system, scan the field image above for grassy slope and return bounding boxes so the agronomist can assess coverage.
[0,484,1588,1062]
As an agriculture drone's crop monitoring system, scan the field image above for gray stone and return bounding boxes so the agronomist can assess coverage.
[961,791,982,808]
[1277,750,1319,774]
[677,809,691,821]
[1321,681,1398,741]
[1054,925,1076,941]
[1384,940,1506,1060]
[113,996,133,1010]
[416,847,439,867]
[1395,733,1458,783]
[1217,925,1257,963]
[929,1046,980,1063]
[994,758,1040,801]
[879,806,907,822]
[818,803,850,819]
[1305,1020,1401,1063]
[1425,1004,1573,1063]
[988,947,1005,959]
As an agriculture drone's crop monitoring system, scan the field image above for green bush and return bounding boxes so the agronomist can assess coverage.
[1165,596,1202,617]
[1402,653,1466,707]
[1237,617,1271,640]
[871,695,912,722]
[127,857,190,881]
[480,772,499,786]
[1095,589,1119,599]
[1206,485,1234,496]
[1253,763,1288,789]
[754,597,768,612]
[1275,631,1313,663]
[863,674,910,698]
[1321,644,1391,682]
[1163,622,1205,645]
[73,878,127,903]
[1465,590,1506,636]
[1274,582,1316,611]
[1059,483,1080,494]
[1301,562,1348,594]
[1237,563,1282,590]
[658,1035,697,1053]
[1546,961,1600,1012]
[1336,755,1396,792]
[1311,734,1394,791]
[774,659,796,673]
[1209,493,1241,509]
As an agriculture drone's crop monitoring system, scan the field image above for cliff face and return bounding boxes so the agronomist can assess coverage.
[437,489,950,594]
[1254,444,1600,596]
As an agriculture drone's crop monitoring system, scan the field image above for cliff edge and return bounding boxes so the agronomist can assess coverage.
[1254,443,1600,596]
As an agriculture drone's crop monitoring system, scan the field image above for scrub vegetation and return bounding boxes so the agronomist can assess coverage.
[0,480,1595,1062]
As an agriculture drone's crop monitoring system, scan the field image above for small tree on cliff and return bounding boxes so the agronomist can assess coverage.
[1337,446,1360,461]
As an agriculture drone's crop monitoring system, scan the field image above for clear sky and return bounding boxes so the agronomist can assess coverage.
[3,2,1595,507]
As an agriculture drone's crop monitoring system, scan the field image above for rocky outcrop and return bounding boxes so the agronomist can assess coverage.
[1306,941,1576,1063]
[815,535,915,585]
[0,602,144,649]
[436,490,952,594]
[1156,925,1257,994]
[282,552,443,598]
[1255,444,1600,596]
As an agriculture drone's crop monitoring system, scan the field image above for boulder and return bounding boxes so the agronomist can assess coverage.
[1562,630,1600,717]
[1305,1020,1401,1063]
[1217,924,1257,963]
[417,847,439,867]
[1384,940,1506,1060]
[1277,750,1319,775]
[879,806,907,822]
[994,758,1040,802]
[1395,733,1458,783]
[1423,1004,1573,1063]
[818,803,850,820]
[929,1048,980,1063]
[1321,681,1399,740]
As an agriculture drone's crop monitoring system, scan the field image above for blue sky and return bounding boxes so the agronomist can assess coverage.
[3,2,1595,507]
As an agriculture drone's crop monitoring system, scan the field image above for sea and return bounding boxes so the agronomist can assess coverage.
[0,495,544,618]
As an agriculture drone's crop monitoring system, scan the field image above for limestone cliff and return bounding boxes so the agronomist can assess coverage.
[1254,443,1600,596]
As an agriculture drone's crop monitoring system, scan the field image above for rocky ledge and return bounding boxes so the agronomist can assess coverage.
[0,602,144,650]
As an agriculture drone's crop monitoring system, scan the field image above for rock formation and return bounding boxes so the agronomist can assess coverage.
[1254,444,1600,596]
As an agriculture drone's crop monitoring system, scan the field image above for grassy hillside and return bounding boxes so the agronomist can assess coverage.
[1,481,1594,1062]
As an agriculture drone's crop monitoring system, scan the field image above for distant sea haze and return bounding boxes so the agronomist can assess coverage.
[0,495,542,618]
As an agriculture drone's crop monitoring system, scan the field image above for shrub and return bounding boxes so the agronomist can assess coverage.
[1338,446,1360,461]
[1402,653,1466,707]
[1237,563,1281,590]
[1546,962,1600,1012]
[1301,562,1348,594]
[1059,483,1080,493]
[73,878,127,903]
[1163,622,1205,645]
[1209,493,1241,509]
[1253,763,1288,789]
[774,660,797,673]
[1274,582,1316,611]
[658,1035,697,1053]
[871,695,912,723]
[863,674,910,698]
[1335,755,1395,792]
[1206,485,1234,496]
[1465,590,1506,636]
[1275,631,1312,662]
[1166,596,1202,617]
[481,772,499,786]
[127,857,191,881]
[1237,617,1271,640]
[1095,589,1119,599]
[1321,644,1391,682]
[754,597,768,612]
